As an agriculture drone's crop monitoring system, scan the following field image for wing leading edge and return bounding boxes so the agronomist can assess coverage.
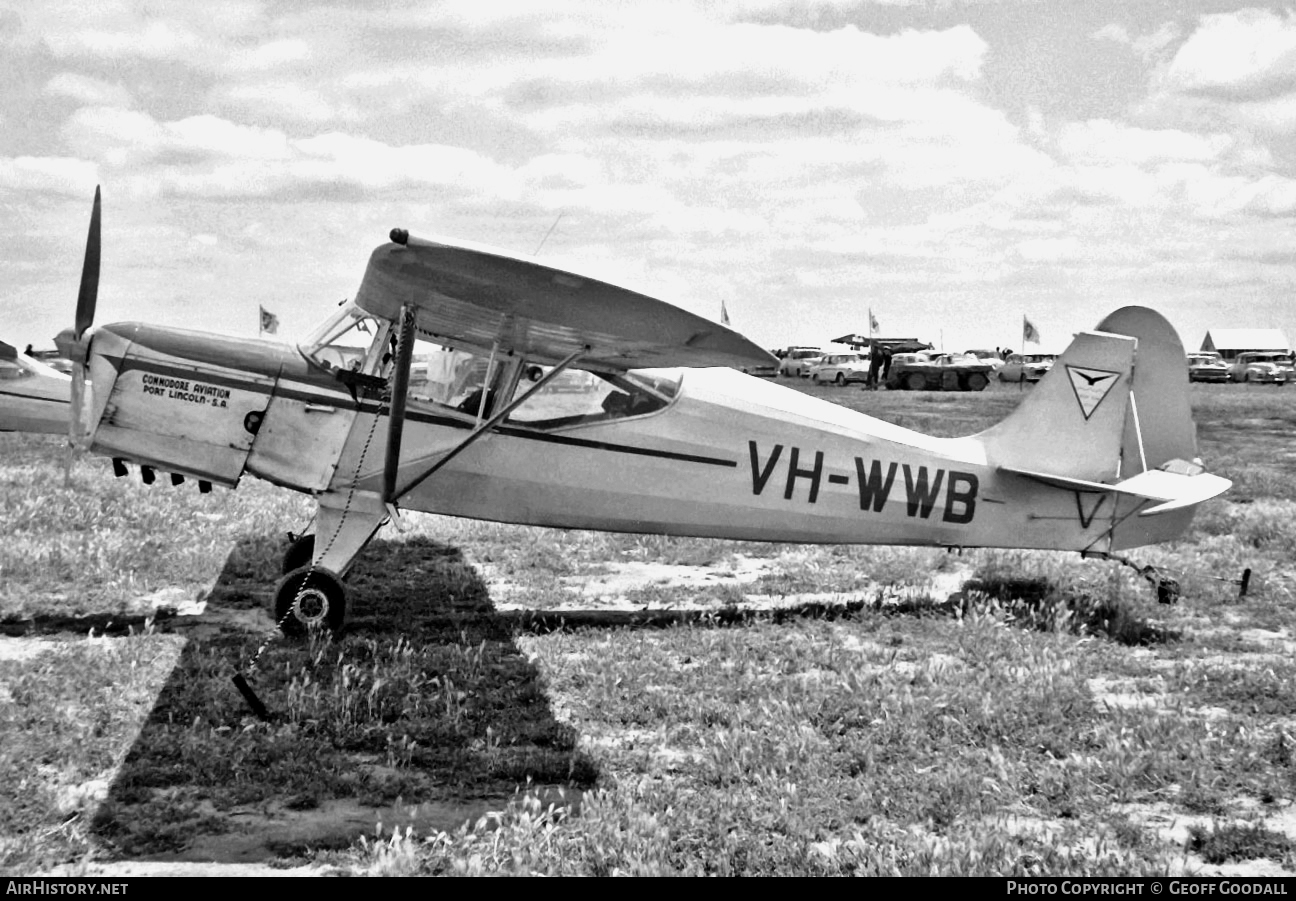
[352,233,776,371]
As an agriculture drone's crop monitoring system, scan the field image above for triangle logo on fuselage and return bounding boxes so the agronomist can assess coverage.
[1065,366,1121,421]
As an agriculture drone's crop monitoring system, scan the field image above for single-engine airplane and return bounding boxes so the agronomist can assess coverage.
[9,189,1231,634]
[0,339,73,436]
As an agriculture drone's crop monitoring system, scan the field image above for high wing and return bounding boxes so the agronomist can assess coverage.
[352,231,776,371]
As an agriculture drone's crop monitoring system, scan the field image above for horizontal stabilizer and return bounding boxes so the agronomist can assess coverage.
[1001,461,1231,516]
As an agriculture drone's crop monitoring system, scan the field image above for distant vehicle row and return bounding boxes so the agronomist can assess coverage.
[759,343,1295,389]
[887,352,993,391]
[768,345,1038,391]
[1189,350,1294,384]
[997,352,1056,383]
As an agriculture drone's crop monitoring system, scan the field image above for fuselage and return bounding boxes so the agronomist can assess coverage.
[82,320,1134,554]
[0,357,72,436]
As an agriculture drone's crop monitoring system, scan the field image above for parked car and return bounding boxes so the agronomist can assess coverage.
[886,352,993,391]
[1229,351,1294,385]
[777,347,823,378]
[998,352,1057,383]
[963,349,1004,370]
[547,369,600,392]
[809,353,870,385]
[741,361,779,378]
[1186,352,1230,383]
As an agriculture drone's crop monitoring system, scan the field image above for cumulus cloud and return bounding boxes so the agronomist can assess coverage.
[32,0,264,63]
[211,82,360,125]
[1014,236,1085,263]
[1056,120,1234,166]
[225,38,311,72]
[0,156,99,195]
[56,108,517,200]
[1161,8,1296,102]
[45,73,134,108]
[61,109,293,167]
[1093,21,1179,61]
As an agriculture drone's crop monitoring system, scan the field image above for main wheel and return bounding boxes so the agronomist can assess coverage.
[966,373,989,391]
[905,372,926,391]
[274,567,346,637]
[281,533,316,574]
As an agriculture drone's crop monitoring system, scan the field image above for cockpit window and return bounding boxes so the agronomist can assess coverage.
[298,303,684,428]
[299,304,390,376]
[408,339,499,415]
[506,367,681,429]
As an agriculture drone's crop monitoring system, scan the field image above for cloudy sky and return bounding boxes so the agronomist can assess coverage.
[3,1,1296,356]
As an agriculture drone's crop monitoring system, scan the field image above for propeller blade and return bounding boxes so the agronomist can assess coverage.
[74,186,101,339]
[383,306,417,503]
[69,360,86,448]
[63,187,100,458]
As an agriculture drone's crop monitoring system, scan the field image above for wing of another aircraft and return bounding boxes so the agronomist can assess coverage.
[352,232,776,371]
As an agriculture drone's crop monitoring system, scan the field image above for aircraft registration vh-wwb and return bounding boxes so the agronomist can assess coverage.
[10,189,1231,638]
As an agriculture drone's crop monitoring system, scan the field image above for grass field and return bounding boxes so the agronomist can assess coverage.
[1,379,1295,876]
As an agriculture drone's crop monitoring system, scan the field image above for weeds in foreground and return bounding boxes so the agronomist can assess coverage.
[1186,822,1295,866]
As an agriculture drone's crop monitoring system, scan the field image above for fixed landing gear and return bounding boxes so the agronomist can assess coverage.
[274,566,346,636]
[1084,551,1181,604]
[1085,551,1252,605]
[282,532,315,574]
[270,489,389,637]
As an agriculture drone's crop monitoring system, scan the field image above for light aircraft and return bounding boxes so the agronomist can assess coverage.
[8,189,1231,635]
[0,340,73,436]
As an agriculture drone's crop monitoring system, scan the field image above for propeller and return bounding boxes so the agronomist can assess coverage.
[54,185,101,452]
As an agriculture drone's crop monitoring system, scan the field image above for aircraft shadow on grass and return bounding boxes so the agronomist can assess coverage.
[89,533,599,863]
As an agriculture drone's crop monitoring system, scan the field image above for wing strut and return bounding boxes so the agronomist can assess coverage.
[382,304,417,504]
[389,346,587,505]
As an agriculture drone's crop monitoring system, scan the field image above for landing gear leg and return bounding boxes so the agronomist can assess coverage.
[273,489,389,636]
[1088,551,1180,604]
[282,533,315,574]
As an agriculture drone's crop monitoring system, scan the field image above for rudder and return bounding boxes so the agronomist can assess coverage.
[978,329,1137,482]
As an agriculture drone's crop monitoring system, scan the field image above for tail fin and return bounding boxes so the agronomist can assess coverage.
[978,329,1137,482]
[978,306,1229,550]
[1096,306,1199,475]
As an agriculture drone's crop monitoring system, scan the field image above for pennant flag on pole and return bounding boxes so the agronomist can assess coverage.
[1022,316,1040,345]
[869,308,879,335]
[259,306,280,335]
[720,301,730,326]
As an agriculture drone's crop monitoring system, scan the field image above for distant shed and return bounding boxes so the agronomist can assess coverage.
[1200,329,1290,361]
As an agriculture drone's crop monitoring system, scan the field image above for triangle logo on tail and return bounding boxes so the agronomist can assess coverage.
[1066,366,1121,420]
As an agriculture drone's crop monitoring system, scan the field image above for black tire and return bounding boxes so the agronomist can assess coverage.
[966,373,989,392]
[905,372,926,391]
[274,567,346,637]
[834,373,845,386]
[282,533,315,575]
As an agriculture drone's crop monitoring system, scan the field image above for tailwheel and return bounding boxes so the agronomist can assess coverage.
[281,533,316,574]
[275,566,346,637]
